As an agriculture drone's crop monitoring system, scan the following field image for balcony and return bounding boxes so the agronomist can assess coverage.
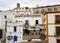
[23,24,45,30]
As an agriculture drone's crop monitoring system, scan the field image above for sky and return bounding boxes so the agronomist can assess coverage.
[0,0,60,10]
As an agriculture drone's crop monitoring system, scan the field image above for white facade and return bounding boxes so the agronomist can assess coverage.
[0,11,14,40]
[6,21,23,43]
[0,3,44,43]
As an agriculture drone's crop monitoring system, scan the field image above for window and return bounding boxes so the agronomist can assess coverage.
[5,28,7,32]
[55,15,60,24]
[48,8,52,11]
[0,29,2,39]
[25,20,29,26]
[40,29,42,32]
[41,9,45,13]
[14,26,17,32]
[25,20,29,24]
[36,20,38,25]
[56,27,60,36]
[54,7,58,11]
[5,21,7,27]
[4,15,7,19]
[57,39,60,43]
[23,29,29,35]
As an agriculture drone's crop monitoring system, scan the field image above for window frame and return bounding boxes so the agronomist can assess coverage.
[56,26,60,37]
[55,15,60,24]
[35,20,39,25]
[56,39,60,43]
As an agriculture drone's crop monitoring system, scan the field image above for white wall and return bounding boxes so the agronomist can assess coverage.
[14,16,42,26]
[49,37,56,43]
[7,27,14,32]
[48,25,55,35]
[0,11,14,29]
[48,14,55,23]
[6,21,23,43]
[48,25,60,35]
[0,10,42,29]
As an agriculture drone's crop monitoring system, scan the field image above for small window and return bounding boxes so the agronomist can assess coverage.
[48,8,52,11]
[40,29,42,32]
[56,27,60,36]
[25,20,29,24]
[55,15,60,24]
[36,20,38,25]
[14,26,17,32]
[4,15,7,19]
[0,29,2,39]
[5,21,7,27]
[25,20,29,26]
[5,28,7,32]
[54,7,58,11]
[57,39,60,43]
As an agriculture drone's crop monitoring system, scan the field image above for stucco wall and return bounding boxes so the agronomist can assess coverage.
[49,37,56,43]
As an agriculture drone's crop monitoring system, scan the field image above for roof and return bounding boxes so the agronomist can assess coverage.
[33,4,60,9]
[44,11,60,15]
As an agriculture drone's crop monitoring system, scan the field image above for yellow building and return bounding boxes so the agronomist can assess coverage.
[45,11,60,43]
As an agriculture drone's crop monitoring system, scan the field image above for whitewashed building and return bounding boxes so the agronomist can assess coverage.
[0,3,45,43]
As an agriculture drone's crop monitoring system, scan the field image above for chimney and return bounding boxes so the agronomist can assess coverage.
[17,3,20,8]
